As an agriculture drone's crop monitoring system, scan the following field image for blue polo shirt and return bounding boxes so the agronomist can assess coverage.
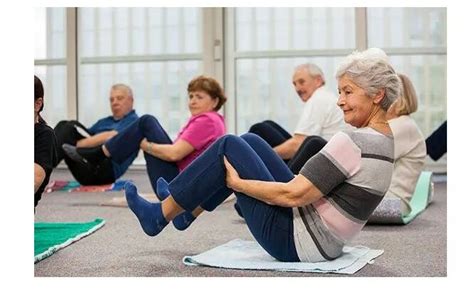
[88,110,139,179]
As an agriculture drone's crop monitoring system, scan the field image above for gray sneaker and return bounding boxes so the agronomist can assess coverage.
[62,144,88,164]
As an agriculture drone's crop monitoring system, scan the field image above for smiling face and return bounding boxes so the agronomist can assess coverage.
[337,75,377,128]
[188,90,218,116]
[292,69,323,102]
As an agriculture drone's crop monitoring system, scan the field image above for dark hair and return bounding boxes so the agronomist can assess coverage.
[187,75,227,111]
[34,75,44,112]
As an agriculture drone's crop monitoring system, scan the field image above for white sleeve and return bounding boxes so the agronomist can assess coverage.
[294,95,327,136]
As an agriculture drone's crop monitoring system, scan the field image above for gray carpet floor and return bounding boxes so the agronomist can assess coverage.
[34,168,447,277]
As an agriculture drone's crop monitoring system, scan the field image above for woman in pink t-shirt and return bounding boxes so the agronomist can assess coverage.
[64,76,227,224]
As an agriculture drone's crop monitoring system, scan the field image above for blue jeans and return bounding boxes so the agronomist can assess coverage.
[168,133,300,262]
[105,114,179,194]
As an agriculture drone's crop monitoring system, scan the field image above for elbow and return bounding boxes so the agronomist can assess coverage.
[166,152,184,162]
[279,189,304,208]
[285,197,303,208]
[34,170,46,191]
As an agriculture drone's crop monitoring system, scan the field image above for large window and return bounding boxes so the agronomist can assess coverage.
[78,8,203,137]
[34,7,447,170]
[226,7,447,169]
[367,7,447,138]
[34,8,68,127]
[230,7,356,134]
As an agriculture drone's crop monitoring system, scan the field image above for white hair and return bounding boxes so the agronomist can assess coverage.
[294,63,326,84]
[336,48,400,111]
[111,83,133,99]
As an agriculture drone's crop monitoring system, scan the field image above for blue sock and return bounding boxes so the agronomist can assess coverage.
[156,177,195,231]
[155,177,171,201]
[172,211,196,231]
[125,182,168,236]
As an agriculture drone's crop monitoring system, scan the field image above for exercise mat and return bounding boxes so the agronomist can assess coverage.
[34,218,105,263]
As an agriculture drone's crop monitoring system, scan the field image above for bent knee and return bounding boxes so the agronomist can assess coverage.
[241,132,264,144]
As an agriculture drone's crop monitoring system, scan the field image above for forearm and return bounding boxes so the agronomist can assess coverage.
[232,178,296,207]
[142,139,194,162]
[224,157,321,207]
[148,144,179,161]
[274,136,305,160]
[76,130,118,147]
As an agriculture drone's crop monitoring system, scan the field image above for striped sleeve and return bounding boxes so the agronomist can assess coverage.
[300,132,361,195]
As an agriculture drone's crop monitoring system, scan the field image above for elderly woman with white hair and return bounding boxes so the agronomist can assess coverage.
[122,49,401,263]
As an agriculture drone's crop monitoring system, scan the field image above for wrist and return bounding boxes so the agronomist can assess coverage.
[232,178,245,193]
[147,142,153,154]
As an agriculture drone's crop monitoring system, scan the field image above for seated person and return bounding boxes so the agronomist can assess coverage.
[384,73,427,215]
[249,63,346,162]
[54,83,139,185]
[122,49,400,263]
[425,120,447,161]
[286,73,427,217]
[63,76,227,229]
[34,76,58,209]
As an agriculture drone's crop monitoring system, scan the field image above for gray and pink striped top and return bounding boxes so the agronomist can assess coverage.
[292,127,394,262]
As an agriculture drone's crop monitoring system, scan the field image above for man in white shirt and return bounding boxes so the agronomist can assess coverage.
[249,63,345,162]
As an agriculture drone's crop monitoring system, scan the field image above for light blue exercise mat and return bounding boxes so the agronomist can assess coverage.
[34,218,105,263]
[368,171,433,224]
[183,239,383,274]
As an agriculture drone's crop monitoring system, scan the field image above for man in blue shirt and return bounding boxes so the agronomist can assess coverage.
[54,83,139,185]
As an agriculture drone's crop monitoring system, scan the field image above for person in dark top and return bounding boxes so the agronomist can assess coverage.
[34,76,58,208]
[53,83,139,185]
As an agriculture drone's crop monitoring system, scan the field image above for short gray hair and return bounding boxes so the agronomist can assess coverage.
[336,50,400,111]
[111,83,133,99]
[294,63,326,85]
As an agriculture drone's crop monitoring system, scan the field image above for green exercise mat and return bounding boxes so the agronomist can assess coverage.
[368,171,433,224]
[34,218,105,263]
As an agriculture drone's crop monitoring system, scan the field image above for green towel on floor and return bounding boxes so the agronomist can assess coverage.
[34,218,105,263]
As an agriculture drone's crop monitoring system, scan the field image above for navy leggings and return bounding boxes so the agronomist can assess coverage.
[167,133,300,262]
[105,115,179,195]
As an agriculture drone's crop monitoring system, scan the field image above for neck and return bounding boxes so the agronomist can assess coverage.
[362,105,381,127]
[365,106,391,135]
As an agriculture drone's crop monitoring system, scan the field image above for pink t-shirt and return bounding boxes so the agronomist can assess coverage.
[174,111,226,171]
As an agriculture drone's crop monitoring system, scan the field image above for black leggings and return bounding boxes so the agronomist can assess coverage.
[288,135,327,174]
[66,157,116,186]
[248,120,292,147]
[53,120,115,185]
[426,120,447,161]
[54,120,91,166]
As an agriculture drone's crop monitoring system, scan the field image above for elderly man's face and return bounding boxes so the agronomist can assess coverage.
[337,75,374,128]
[292,69,322,102]
[109,88,133,120]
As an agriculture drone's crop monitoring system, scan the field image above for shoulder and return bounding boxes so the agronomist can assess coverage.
[95,115,114,124]
[348,127,393,144]
[313,86,337,100]
[347,127,394,159]
[124,110,139,120]
[190,112,224,124]
[389,115,423,138]
[325,131,361,155]
[307,86,338,108]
